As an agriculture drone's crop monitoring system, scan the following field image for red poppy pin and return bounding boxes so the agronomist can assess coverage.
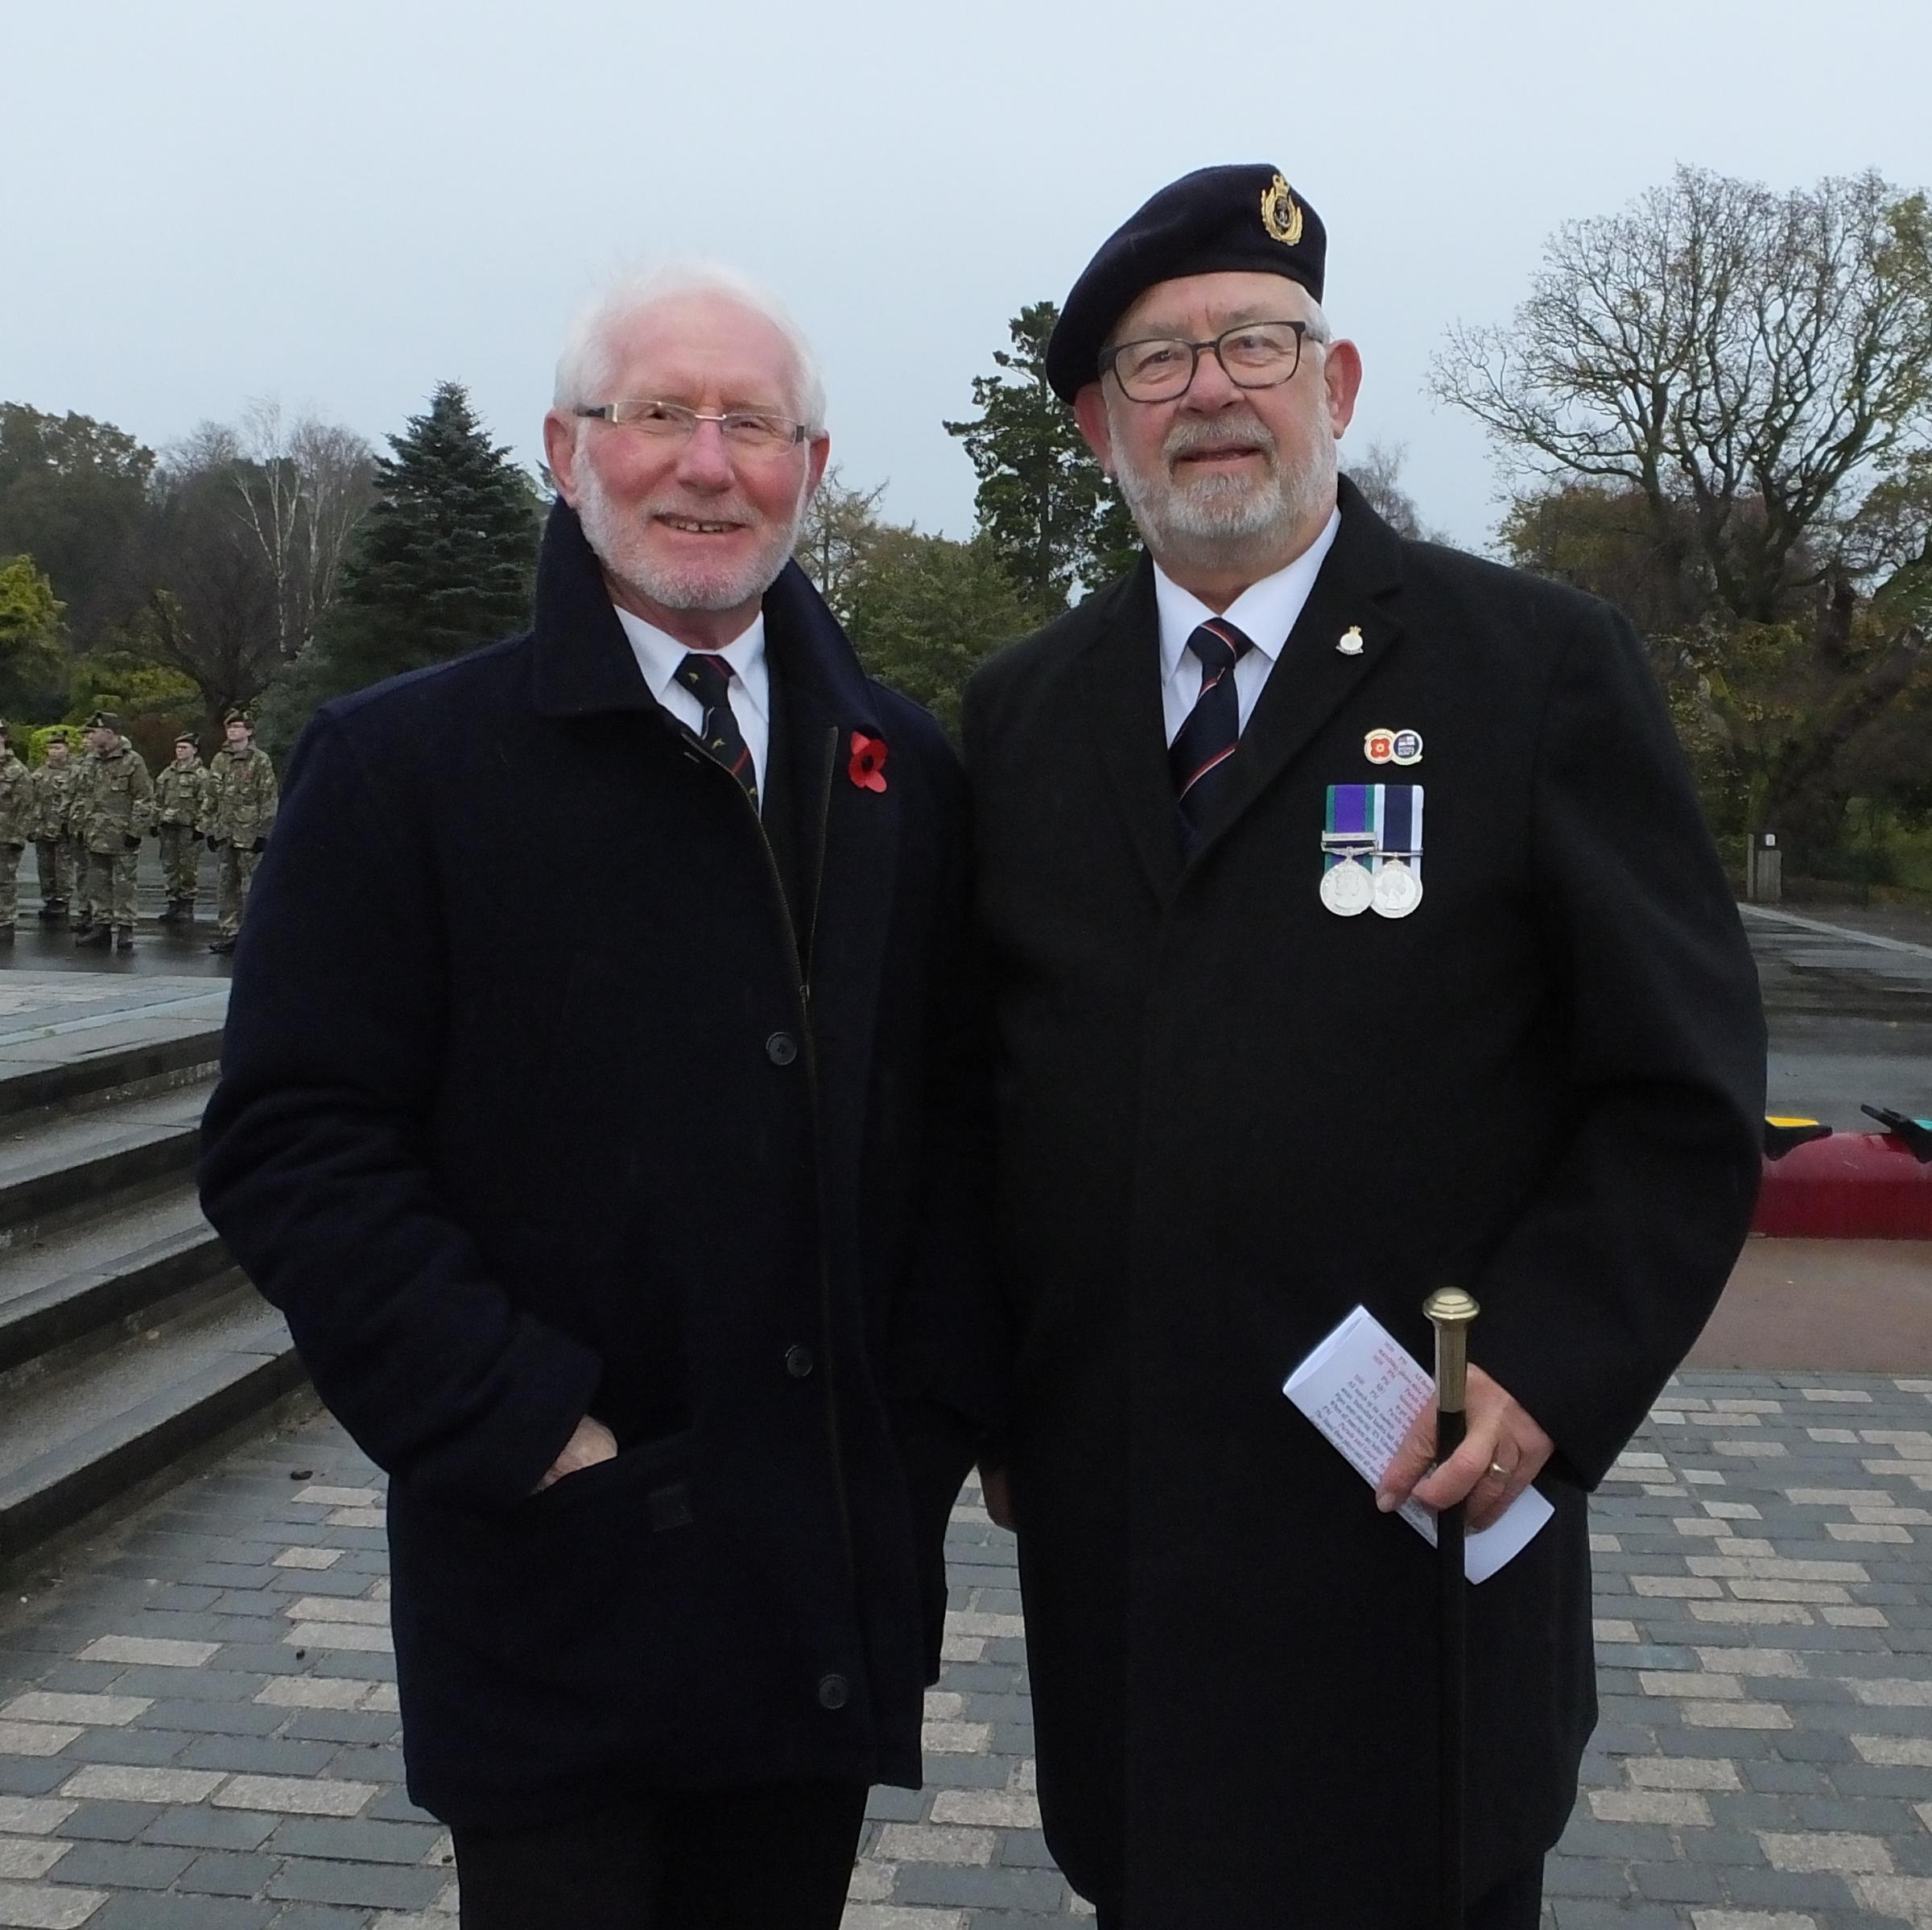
[848,731,889,793]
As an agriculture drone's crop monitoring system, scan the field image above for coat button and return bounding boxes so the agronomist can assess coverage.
[766,1031,799,1067]
[785,1344,815,1379]
[817,1672,850,1711]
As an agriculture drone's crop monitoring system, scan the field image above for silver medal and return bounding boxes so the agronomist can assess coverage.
[1320,858,1373,917]
[1371,859,1423,919]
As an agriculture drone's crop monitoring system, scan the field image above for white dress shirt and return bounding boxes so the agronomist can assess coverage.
[613,605,771,808]
[1154,506,1343,746]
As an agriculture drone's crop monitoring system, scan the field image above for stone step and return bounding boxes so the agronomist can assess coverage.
[0,1012,223,1122]
[0,1278,302,1566]
[0,1085,207,1244]
[0,1187,229,1377]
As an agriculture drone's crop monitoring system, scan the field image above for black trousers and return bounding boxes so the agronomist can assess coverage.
[1091,1858,1544,1930]
[451,1780,869,1930]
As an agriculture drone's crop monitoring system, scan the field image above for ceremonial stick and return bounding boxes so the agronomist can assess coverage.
[1425,1287,1479,1930]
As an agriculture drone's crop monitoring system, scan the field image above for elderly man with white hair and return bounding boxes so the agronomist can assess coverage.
[199,267,998,1929]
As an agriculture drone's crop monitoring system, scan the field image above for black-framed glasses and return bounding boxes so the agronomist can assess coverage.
[1102,320,1319,403]
[575,399,810,451]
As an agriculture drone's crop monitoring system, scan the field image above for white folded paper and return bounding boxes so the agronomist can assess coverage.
[1282,1304,1553,1584]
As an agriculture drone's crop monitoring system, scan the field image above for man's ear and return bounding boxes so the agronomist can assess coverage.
[542,411,581,506]
[1072,383,1113,473]
[1323,341,1363,437]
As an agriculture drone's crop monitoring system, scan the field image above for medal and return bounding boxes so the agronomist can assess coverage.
[1372,859,1422,918]
[1321,857,1373,915]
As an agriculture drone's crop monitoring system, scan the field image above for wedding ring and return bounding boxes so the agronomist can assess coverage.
[1488,1458,1510,1481]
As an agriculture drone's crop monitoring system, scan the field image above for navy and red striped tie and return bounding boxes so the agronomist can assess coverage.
[1170,618,1252,842]
[677,652,758,809]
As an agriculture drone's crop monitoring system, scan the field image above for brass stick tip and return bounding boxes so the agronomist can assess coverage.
[1425,1287,1480,1328]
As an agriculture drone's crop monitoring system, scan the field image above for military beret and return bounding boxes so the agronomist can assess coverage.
[175,734,196,748]
[223,709,254,727]
[86,710,122,733]
[1045,163,1327,403]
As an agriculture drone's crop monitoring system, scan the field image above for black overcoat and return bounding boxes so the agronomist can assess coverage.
[960,479,1765,1928]
[199,504,996,1830]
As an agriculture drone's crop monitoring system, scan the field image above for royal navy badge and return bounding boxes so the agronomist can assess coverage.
[1391,729,1422,767]
[1260,174,1304,246]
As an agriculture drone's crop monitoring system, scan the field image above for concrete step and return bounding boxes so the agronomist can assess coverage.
[0,1188,229,1376]
[0,1278,302,1565]
[0,1015,223,1122]
[0,1085,207,1244]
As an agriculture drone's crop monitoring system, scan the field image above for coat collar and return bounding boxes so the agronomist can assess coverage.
[1076,475,1408,899]
[529,498,883,738]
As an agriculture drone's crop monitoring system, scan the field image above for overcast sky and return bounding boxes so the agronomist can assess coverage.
[10,0,1930,554]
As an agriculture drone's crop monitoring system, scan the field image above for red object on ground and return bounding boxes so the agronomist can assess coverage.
[1753,1133,1932,1238]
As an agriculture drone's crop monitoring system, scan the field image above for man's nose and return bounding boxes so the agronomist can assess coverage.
[674,419,736,488]
[1182,346,1243,412]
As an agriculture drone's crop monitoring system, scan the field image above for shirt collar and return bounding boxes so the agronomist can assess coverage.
[612,604,769,725]
[1153,505,1343,686]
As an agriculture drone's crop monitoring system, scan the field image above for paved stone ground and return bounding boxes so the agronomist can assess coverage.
[0,1370,1929,1928]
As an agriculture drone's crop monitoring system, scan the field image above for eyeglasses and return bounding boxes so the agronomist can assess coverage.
[1102,320,1319,403]
[575,399,810,452]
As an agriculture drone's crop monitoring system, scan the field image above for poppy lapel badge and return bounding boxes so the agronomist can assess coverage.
[848,731,889,793]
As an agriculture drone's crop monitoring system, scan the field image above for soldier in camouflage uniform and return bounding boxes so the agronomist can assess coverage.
[203,709,278,956]
[154,735,209,924]
[72,712,154,953]
[31,734,82,921]
[0,724,33,936]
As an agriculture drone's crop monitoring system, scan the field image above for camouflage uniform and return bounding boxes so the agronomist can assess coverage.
[75,736,154,939]
[30,753,82,916]
[204,742,278,940]
[154,752,209,916]
[0,744,32,930]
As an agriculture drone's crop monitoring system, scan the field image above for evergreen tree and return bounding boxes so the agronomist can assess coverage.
[945,302,1137,621]
[265,383,540,752]
[844,528,1031,741]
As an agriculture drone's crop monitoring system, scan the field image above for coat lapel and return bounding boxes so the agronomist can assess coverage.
[1193,477,1408,857]
[761,564,898,1121]
[1075,558,1186,905]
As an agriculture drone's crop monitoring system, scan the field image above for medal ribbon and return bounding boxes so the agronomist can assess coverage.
[1323,783,1380,870]
[1377,783,1424,879]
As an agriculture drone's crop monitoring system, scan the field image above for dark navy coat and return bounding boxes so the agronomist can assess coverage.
[200,504,995,1830]
[962,478,1766,1927]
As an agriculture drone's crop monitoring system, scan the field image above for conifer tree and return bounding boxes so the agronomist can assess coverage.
[262,383,540,750]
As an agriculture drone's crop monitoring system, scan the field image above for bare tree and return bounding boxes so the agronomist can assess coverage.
[793,465,887,622]
[1341,441,1426,540]
[1436,167,1932,862]
[1434,166,1932,624]
[230,399,375,660]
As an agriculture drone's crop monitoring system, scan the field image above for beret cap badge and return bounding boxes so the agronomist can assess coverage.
[1260,173,1304,246]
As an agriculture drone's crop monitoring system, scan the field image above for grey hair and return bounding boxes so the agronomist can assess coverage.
[552,262,827,432]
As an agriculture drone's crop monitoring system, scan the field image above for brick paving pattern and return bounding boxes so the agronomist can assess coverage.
[0,1369,1929,1928]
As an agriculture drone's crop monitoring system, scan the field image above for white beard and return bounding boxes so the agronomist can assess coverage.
[572,461,810,613]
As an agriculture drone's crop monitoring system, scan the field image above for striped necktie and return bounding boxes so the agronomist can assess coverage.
[676,652,758,809]
[1170,618,1253,841]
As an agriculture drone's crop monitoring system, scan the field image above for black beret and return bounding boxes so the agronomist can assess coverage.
[1045,164,1327,403]
[86,710,122,732]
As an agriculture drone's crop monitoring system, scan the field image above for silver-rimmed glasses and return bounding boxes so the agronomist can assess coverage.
[575,400,811,451]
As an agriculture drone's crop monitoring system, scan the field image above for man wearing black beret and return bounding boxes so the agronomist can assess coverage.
[962,164,1765,1927]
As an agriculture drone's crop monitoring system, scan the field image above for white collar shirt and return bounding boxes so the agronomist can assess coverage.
[613,604,771,809]
[1154,505,1343,746]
